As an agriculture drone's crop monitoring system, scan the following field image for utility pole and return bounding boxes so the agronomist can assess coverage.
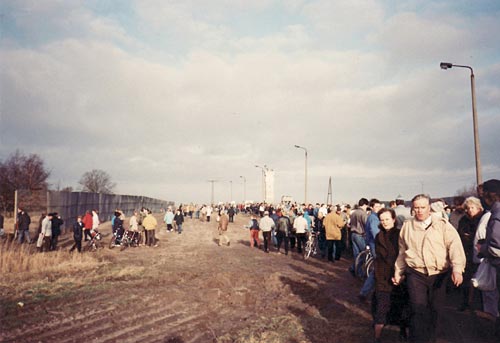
[239,176,246,203]
[326,177,332,206]
[207,180,217,205]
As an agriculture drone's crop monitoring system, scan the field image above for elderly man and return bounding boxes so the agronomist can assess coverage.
[477,179,500,338]
[393,194,465,343]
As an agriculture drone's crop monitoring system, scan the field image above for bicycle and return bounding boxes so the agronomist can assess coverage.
[304,231,319,260]
[354,245,374,279]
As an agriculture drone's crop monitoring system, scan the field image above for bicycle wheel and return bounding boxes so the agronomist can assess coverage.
[365,256,374,276]
[304,239,313,260]
[355,250,370,278]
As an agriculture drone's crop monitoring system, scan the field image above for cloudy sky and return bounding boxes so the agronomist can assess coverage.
[1,0,499,205]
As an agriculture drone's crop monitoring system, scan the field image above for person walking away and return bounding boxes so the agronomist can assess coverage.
[477,179,500,339]
[143,209,158,247]
[275,210,292,255]
[40,213,53,252]
[393,194,465,343]
[17,208,31,244]
[324,205,345,262]
[247,216,260,248]
[70,216,84,253]
[293,210,308,254]
[129,211,139,232]
[372,208,409,343]
[50,213,64,251]
[206,205,213,222]
[218,210,230,246]
[82,210,93,241]
[394,198,412,230]
[228,206,235,223]
[349,198,369,275]
[174,210,184,234]
[260,211,275,253]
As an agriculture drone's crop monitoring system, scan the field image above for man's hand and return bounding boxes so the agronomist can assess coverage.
[392,274,405,285]
[451,271,463,287]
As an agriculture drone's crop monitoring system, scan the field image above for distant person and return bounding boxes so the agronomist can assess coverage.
[228,206,235,223]
[349,198,369,275]
[129,211,139,232]
[259,211,275,253]
[206,205,213,222]
[70,216,84,253]
[449,196,466,229]
[0,212,4,237]
[164,208,174,232]
[247,215,260,248]
[275,209,292,255]
[17,207,31,244]
[50,212,64,251]
[143,209,158,247]
[323,205,345,262]
[40,213,53,252]
[174,209,184,234]
[82,210,93,241]
[293,210,308,254]
[394,198,412,230]
[217,210,230,246]
[393,194,465,343]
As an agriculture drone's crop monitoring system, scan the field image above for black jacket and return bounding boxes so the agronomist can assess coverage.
[73,221,84,240]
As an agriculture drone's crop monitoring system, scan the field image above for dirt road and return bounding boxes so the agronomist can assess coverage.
[1,213,497,342]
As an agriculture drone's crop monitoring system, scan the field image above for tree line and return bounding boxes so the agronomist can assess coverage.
[0,150,115,212]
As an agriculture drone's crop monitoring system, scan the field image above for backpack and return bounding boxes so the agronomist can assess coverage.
[250,219,259,230]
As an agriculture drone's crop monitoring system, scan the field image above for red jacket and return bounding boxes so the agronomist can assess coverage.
[82,213,93,229]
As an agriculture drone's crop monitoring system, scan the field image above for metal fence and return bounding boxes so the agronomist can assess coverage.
[13,190,174,231]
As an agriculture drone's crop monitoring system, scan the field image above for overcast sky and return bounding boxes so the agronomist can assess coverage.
[1,0,499,205]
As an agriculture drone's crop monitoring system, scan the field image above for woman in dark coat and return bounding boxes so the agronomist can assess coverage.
[372,208,409,342]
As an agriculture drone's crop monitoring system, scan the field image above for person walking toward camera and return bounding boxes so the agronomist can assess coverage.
[70,216,84,253]
[393,194,465,343]
[17,208,31,244]
[174,209,184,234]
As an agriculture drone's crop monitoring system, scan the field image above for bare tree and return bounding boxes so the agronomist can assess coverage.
[0,150,50,211]
[455,183,477,198]
[79,169,116,194]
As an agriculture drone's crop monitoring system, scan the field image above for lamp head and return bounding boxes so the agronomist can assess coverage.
[294,145,300,148]
[440,62,453,70]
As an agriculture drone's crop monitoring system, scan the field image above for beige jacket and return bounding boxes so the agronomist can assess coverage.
[324,212,344,240]
[394,216,466,278]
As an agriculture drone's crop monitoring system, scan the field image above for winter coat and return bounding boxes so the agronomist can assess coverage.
[73,221,84,241]
[82,213,93,229]
[324,212,344,240]
[374,226,400,292]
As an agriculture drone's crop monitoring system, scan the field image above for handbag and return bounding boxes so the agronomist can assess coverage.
[471,259,497,291]
[36,233,44,248]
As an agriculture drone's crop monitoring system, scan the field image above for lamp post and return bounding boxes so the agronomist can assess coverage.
[255,165,267,202]
[440,62,482,186]
[294,145,308,204]
[239,175,246,203]
[229,180,233,202]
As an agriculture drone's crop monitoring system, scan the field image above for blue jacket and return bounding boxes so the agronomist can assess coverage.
[365,212,380,257]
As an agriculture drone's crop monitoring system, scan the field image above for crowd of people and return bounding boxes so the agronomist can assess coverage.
[2,179,499,343]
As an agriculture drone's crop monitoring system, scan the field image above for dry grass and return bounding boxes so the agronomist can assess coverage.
[0,239,100,275]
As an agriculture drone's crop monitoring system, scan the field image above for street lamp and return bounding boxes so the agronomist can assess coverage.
[294,145,308,204]
[440,62,482,185]
[255,165,267,202]
[229,180,233,202]
[239,175,246,203]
